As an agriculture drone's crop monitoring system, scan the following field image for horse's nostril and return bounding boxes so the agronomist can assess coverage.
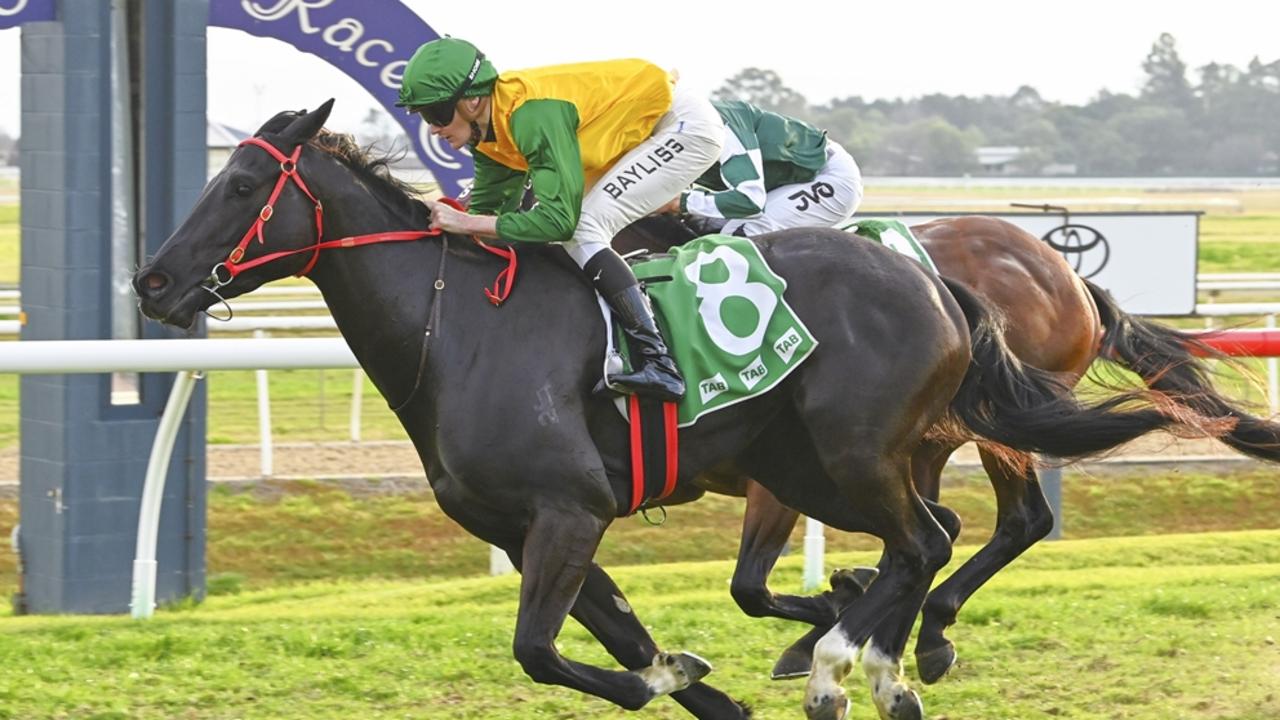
[137,271,170,297]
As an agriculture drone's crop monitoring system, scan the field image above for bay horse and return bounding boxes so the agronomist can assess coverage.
[616,213,1280,718]
[133,101,1229,720]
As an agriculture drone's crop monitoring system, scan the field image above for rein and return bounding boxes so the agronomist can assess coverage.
[205,137,443,294]
[203,135,517,410]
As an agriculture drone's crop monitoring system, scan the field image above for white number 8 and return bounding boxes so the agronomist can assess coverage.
[683,246,777,357]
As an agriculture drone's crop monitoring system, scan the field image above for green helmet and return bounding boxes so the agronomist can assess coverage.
[396,37,498,110]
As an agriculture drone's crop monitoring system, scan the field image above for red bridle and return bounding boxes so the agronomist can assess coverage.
[210,136,441,286]
[206,136,517,308]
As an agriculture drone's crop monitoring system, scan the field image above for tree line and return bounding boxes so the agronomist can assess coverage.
[713,34,1279,176]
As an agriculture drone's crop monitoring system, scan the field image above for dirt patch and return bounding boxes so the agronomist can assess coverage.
[200,434,1280,478]
[203,440,426,481]
[0,432,1251,499]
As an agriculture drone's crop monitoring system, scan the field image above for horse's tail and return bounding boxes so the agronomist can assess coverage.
[1084,278,1280,461]
[940,277,1232,460]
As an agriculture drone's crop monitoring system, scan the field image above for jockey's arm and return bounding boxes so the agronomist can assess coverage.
[469,152,528,216]
[680,121,767,220]
[492,100,585,243]
[432,153,526,238]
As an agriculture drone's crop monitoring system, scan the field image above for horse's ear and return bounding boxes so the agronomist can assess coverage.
[255,109,303,137]
[278,99,335,145]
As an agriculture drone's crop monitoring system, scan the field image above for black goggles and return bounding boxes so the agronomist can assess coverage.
[415,50,486,127]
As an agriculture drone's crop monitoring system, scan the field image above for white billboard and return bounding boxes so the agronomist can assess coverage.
[879,211,1200,316]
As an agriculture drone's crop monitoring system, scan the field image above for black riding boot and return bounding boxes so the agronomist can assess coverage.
[583,249,685,402]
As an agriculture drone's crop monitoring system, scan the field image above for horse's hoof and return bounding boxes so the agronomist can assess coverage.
[830,566,878,595]
[915,641,956,685]
[886,688,923,720]
[639,651,713,696]
[771,644,812,680]
[804,690,850,720]
[827,567,879,614]
[772,625,825,680]
[666,651,713,688]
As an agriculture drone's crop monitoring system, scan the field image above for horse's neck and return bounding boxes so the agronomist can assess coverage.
[304,189,455,408]
[303,178,603,435]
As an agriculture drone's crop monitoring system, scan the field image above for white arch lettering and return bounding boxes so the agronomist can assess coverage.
[0,0,30,18]
[355,38,393,68]
[380,59,407,90]
[212,0,473,196]
[241,0,331,32]
[321,17,364,52]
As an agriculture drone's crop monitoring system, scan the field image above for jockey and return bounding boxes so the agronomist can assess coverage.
[664,100,863,236]
[397,37,724,402]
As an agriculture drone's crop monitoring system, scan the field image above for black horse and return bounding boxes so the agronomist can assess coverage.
[133,101,1228,720]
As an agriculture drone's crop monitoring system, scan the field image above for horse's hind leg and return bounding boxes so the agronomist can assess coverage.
[768,441,959,684]
[731,481,805,619]
[571,562,754,719]
[800,456,953,720]
[732,481,868,627]
[512,504,711,710]
[850,442,961,717]
[857,499,960,720]
[915,447,1053,684]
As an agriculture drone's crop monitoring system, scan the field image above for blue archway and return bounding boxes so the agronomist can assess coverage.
[210,0,473,197]
[0,0,55,26]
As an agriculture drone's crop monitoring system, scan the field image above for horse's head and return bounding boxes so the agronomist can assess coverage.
[133,100,336,328]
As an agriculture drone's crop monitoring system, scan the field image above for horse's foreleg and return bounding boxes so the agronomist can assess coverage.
[571,562,753,719]
[915,448,1054,684]
[512,506,711,711]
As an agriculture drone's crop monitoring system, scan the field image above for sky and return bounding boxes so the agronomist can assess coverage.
[0,0,1278,138]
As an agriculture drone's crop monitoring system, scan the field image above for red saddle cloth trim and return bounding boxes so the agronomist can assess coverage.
[627,395,680,514]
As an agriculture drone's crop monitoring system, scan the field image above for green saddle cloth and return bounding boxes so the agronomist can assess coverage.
[841,218,938,273]
[630,234,818,426]
[623,222,935,426]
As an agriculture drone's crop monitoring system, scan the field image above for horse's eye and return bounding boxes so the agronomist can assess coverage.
[236,184,253,197]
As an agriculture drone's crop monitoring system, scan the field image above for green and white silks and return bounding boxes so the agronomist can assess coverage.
[841,218,938,273]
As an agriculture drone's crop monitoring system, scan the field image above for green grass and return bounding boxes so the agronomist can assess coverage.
[206,466,1280,589]
[5,464,1279,603]
[204,369,405,445]
[0,368,407,448]
[0,531,1277,719]
[0,204,16,284]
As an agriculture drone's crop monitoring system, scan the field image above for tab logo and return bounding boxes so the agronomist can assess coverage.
[699,373,729,405]
[739,357,768,390]
[774,327,803,364]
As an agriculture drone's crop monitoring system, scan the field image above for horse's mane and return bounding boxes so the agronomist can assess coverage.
[308,129,423,202]
[255,110,424,216]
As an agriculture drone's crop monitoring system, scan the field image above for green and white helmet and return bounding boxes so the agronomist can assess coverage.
[396,37,498,125]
